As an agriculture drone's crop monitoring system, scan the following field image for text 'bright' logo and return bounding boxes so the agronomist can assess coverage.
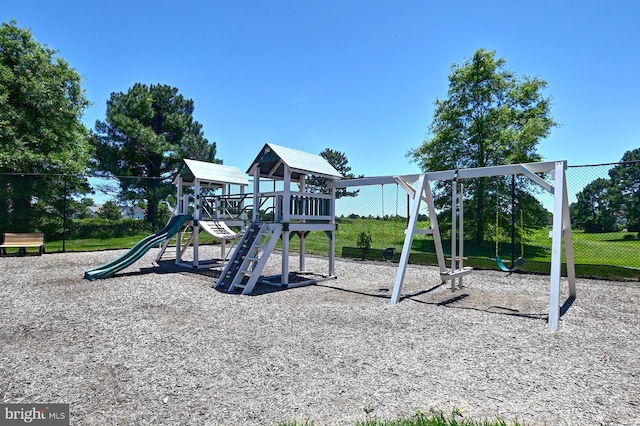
[1,404,69,425]
[4,407,47,422]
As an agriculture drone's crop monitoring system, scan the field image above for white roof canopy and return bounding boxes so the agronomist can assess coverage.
[247,143,342,181]
[176,159,250,188]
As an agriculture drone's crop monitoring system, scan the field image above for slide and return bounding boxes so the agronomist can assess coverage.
[198,220,238,240]
[84,214,193,281]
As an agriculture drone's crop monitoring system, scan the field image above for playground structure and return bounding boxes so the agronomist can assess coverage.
[330,160,576,330]
[83,146,575,330]
[157,159,251,268]
[214,143,342,295]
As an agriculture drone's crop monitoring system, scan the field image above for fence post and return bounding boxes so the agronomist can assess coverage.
[62,174,68,252]
[152,177,157,232]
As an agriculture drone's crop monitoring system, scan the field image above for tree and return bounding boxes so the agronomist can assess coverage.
[92,83,220,227]
[357,231,372,260]
[609,148,640,231]
[70,197,95,219]
[305,148,361,198]
[408,48,557,243]
[98,200,123,221]
[570,178,620,233]
[0,20,92,234]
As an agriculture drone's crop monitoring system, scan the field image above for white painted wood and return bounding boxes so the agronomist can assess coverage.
[391,175,428,304]
[282,164,291,285]
[239,224,283,295]
[329,185,336,277]
[424,180,447,275]
[514,165,555,193]
[548,161,565,330]
[299,175,306,272]
[459,183,465,289]
[253,168,260,222]
[288,223,335,231]
[330,160,562,189]
[333,159,575,330]
[451,182,457,291]
[193,179,201,268]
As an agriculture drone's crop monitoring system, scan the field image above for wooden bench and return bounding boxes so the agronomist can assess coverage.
[0,233,46,256]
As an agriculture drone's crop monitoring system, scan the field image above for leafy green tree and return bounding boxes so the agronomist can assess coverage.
[609,148,640,231]
[305,148,361,198]
[357,230,372,260]
[0,20,92,234]
[92,83,220,227]
[408,48,557,243]
[98,200,123,221]
[157,201,172,226]
[68,197,95,219]
[570,178,620,233]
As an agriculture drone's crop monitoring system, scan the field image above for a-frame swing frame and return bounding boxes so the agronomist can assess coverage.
[330,160,576,330]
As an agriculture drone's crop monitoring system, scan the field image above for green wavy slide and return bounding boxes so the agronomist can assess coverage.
[84,214,193,281]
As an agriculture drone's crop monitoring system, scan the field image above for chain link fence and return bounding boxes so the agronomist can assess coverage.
[0,173,170,253]
[1,162,638,280]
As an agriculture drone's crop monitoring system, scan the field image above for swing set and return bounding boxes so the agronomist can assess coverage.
[330,160,576,330]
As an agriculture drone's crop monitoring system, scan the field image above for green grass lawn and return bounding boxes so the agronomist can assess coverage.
[281,408,524,426]
[287,218,639,266]
[42,229,222,253]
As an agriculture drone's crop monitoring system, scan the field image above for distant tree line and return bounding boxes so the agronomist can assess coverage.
[570,149,640,234]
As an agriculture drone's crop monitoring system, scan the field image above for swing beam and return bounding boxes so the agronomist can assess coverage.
[330,160,576,330]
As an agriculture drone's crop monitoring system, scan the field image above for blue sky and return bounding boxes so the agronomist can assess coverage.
[5,1,640,180]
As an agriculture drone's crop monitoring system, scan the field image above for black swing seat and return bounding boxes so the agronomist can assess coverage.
[383,247,396,261]
[495,255,525,272]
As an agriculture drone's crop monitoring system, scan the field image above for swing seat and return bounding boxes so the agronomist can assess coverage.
[383,247,396,261]
[495,255,525,272]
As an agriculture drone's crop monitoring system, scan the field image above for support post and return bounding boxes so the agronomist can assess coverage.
[253,168,260,222]
[458,182,464,289]
[220,184,227,258]
[391,175,427,304]
[62,175,68,253]
[423,180,447,274]
[299,175,306,272]
[193,179,201,268]
[548,161,565,330]
[281,165,291,285]
[451,182,457,291]
[175,180,183,263]
[329,185,336,276]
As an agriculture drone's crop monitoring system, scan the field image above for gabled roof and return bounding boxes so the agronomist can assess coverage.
[176,159,249,187]
[247,143,342,181]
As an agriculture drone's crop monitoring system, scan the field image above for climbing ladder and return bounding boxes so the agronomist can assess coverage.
[214,221,282,295]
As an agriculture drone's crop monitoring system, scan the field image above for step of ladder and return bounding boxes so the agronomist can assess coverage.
[213,222,282,295]
[214,222,263,292]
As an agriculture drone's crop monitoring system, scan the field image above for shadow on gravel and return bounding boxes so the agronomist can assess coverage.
[406,293,550,322]
[318,281,556,323]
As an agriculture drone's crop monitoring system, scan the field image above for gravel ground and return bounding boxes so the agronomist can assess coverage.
[1,248,639,425]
